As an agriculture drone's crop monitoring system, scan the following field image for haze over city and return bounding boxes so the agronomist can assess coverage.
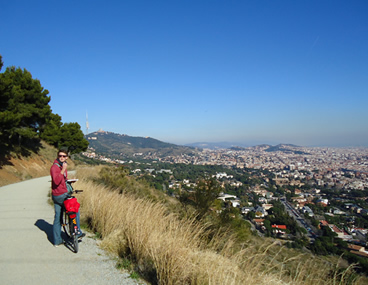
[1,1,367,147]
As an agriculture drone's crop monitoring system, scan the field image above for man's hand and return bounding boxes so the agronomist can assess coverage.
[61,162,67,174]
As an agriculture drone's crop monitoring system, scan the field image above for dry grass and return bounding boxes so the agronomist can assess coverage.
[74,166,363,285]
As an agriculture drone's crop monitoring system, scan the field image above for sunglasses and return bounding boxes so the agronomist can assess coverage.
[58,155,68,158]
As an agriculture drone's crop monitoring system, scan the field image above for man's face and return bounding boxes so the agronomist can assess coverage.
[58,152,68,163]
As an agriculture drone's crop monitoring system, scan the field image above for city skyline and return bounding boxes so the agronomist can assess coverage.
[1,1,368,147]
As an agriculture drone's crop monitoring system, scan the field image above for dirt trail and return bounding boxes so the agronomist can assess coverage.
[0,176,138,285]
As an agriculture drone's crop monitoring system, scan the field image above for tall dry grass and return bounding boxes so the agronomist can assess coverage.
[74,166,363,285]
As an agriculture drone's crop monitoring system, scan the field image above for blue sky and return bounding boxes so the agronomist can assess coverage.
[1,1,368,147]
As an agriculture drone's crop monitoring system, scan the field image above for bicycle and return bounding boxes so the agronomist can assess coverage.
[61,179,83,253]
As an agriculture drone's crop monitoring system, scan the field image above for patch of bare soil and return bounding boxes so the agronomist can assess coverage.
[0,156,52,186]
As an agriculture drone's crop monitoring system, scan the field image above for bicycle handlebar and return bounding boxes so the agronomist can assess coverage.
[74,190,84,193]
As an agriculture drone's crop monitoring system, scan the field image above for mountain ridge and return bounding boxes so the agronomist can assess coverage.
[86,130,312,157]
[86,130,197,159]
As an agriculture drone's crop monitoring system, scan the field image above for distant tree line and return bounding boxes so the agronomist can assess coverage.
[0,54,88,160]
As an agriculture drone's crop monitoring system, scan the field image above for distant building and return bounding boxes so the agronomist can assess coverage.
[331,207,345,215]
[157,169,173,174]
[253,219,265,226]
[218,194,240,208]
[241,207,254,214]
[272,225,287,234]
[254,205,268,217]
[262,204,273,210]
[328,224,352,241]
[274,178,289,186]
[348,244,368,258]
[213,172,233,179]
[352,229,368,242]
[302,206,314,217]
[218,194,237,201]
[317,198,329,207]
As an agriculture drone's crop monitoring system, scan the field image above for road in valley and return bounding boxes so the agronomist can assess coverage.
[0,176,138,285]
[280,198,316,240]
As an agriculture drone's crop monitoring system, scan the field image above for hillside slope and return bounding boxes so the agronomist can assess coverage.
[0,142,74,186]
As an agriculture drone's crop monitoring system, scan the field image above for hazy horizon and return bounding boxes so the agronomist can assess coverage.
[2,1,367,147]
[87,129,368,149]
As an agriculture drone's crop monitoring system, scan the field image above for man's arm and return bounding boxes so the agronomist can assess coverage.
[50,164,65,186]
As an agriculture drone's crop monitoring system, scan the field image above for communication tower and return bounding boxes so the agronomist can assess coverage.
[86,111,89,135]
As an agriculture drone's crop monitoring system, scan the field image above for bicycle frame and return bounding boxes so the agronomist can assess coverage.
[61,181,83,253]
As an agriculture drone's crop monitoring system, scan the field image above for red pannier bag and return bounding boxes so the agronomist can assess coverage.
[63,198,80,218]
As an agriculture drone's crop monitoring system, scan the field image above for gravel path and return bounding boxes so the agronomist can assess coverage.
[0,176,142,285]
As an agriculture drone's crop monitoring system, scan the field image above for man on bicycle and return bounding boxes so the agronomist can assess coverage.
[50,149,85,247]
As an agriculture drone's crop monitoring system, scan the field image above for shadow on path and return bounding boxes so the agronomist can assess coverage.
[35,219,75,252]
[34,219,56,244]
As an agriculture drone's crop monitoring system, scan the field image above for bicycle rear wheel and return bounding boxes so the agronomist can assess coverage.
[70,219,79,253]
[73,233,79,253]
[61,208,71,238]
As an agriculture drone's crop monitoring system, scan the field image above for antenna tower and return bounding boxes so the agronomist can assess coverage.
[86,111,89,135]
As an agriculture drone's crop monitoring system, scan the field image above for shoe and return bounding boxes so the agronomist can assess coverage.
[77,232,86,239]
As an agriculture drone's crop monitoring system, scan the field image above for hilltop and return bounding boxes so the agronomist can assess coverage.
[86,130,198,159]
[228,143,310,155]
[264,144,310,155]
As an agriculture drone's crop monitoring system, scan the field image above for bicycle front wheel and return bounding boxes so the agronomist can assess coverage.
[61,208,71,238]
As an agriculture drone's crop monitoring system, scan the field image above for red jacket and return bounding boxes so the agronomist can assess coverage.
[50,159,68,196]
